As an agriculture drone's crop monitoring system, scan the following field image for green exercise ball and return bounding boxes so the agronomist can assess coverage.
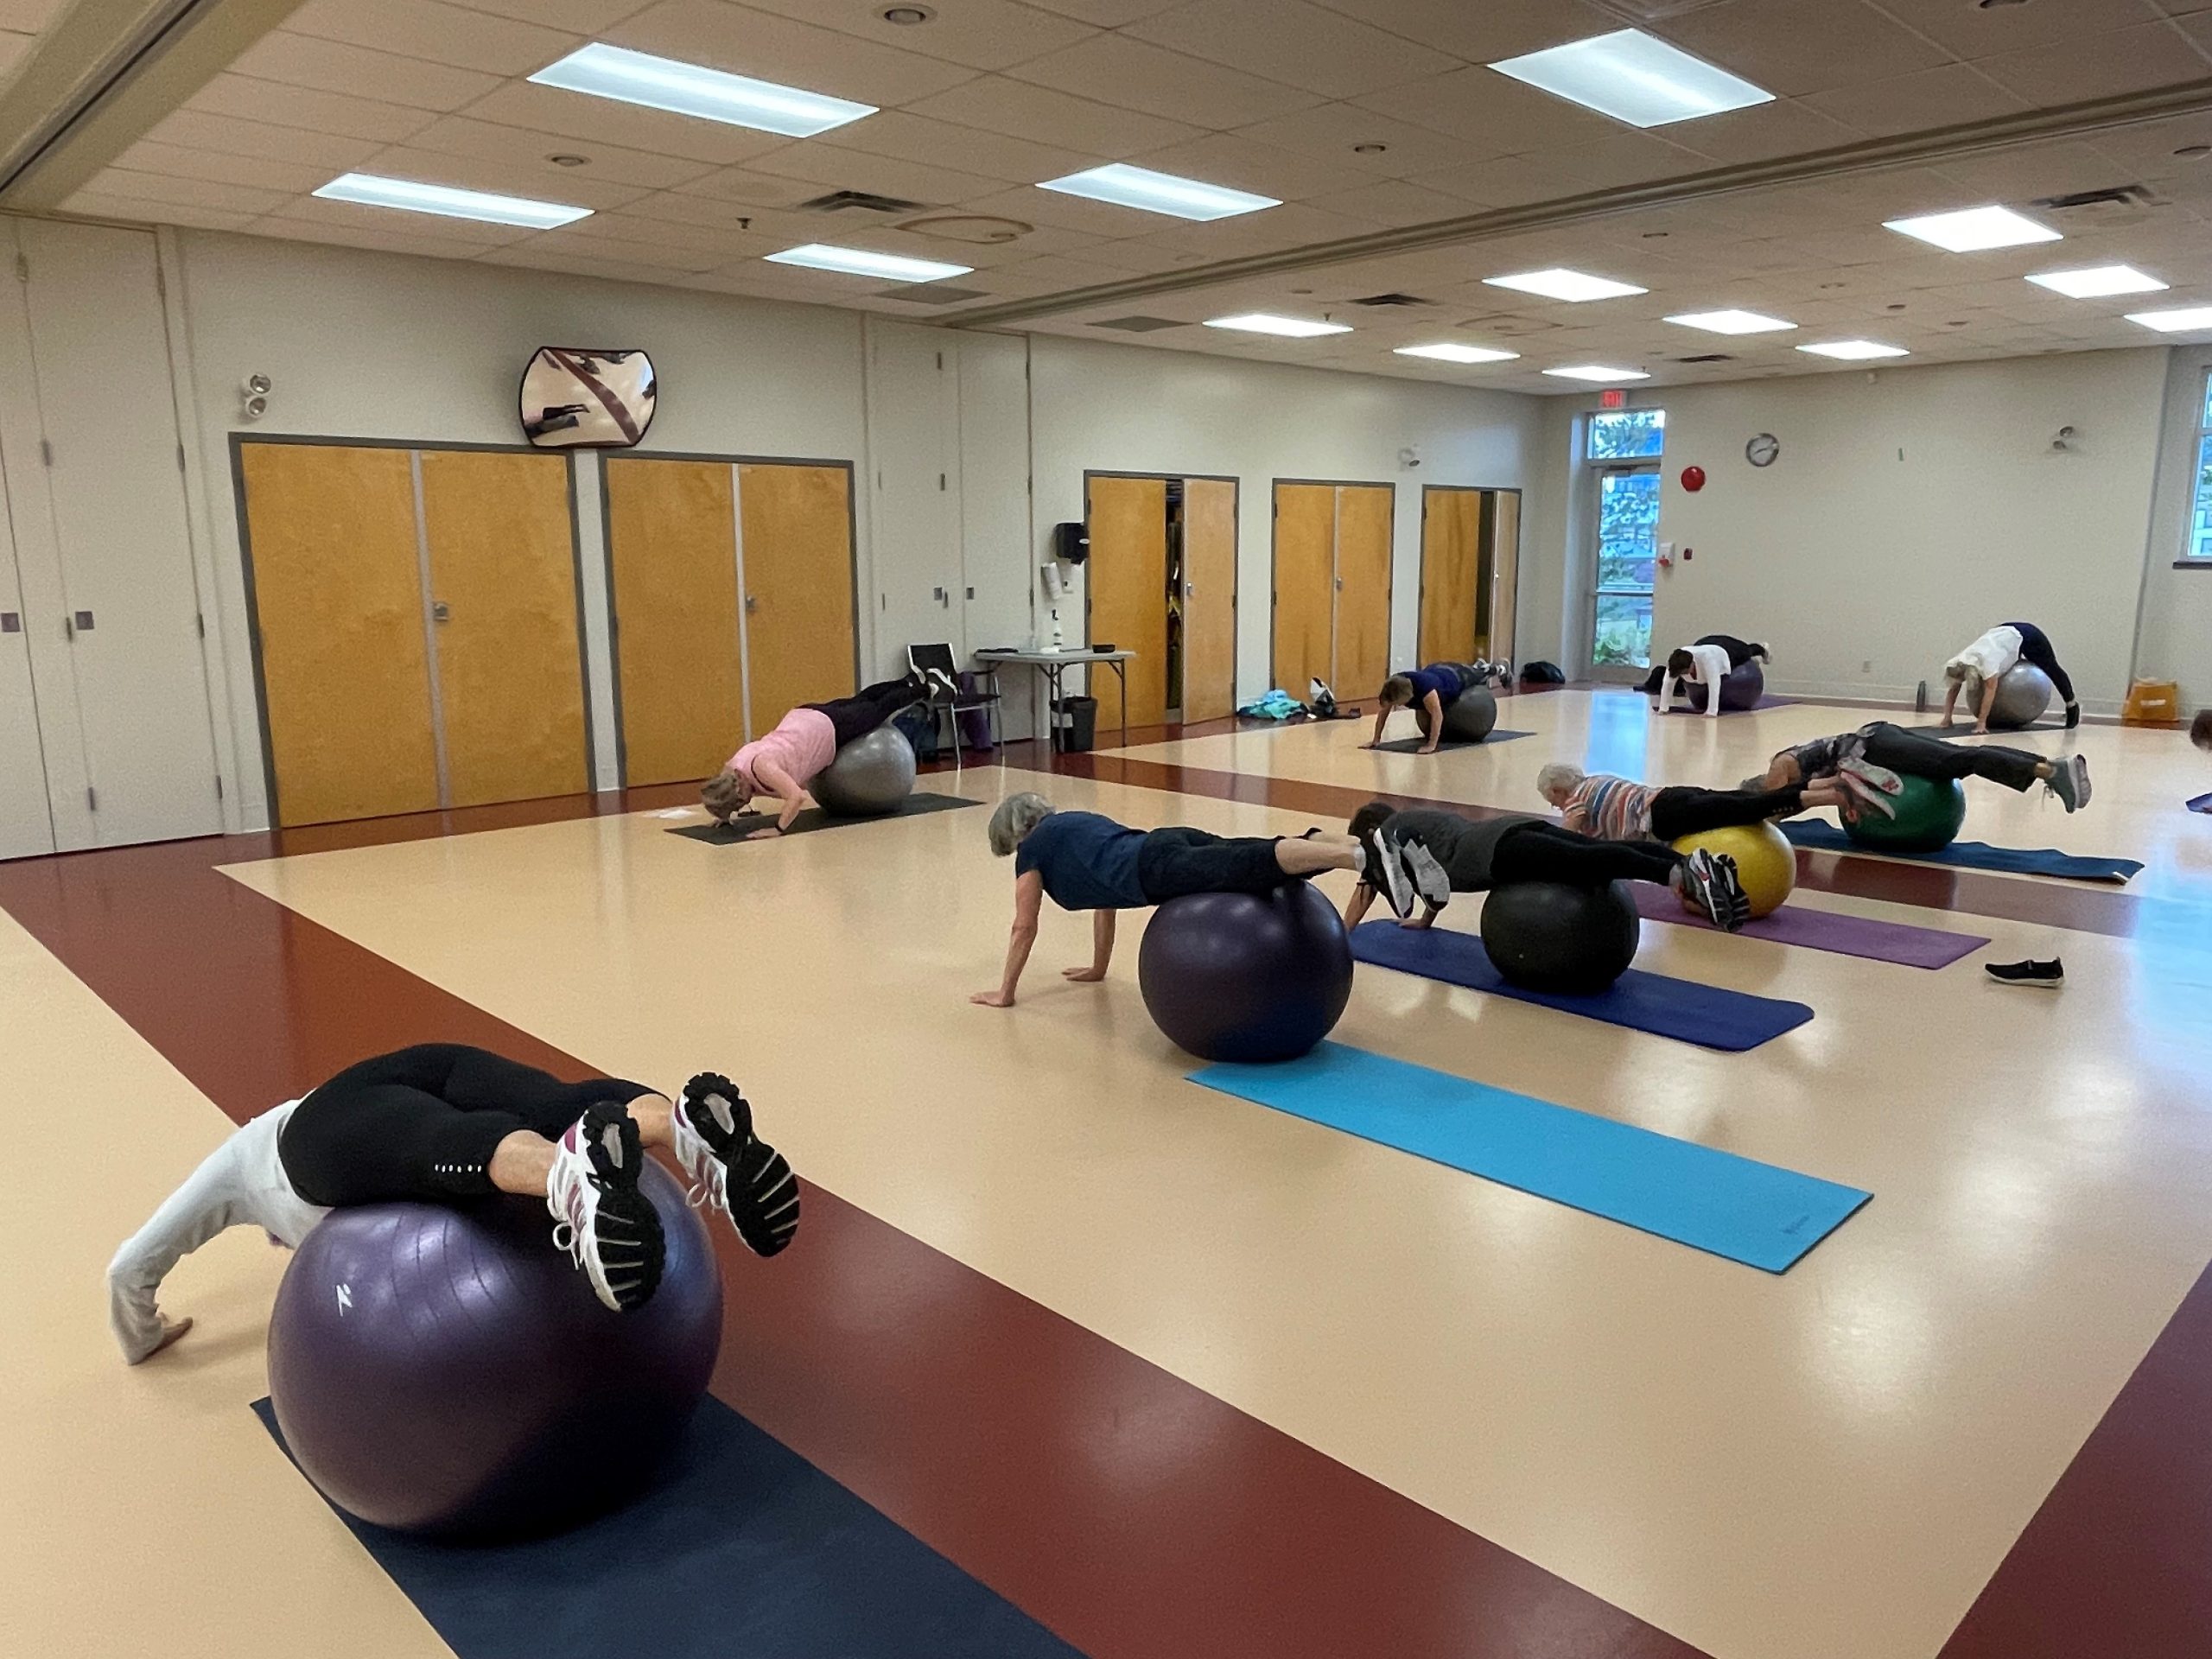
[1843,774,1966,855]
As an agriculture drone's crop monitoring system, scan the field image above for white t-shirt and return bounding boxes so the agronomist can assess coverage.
[1946,626,2022,686]
[107,1102,329,1363]
[1657,641,1733,717]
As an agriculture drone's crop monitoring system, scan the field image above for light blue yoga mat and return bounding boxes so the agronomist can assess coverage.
[1191,1043,1870,1272]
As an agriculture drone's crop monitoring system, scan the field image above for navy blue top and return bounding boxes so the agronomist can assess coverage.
[1015,811,1148,911]
[1407,665,1459,704]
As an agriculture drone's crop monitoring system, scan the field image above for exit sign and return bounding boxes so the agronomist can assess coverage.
[1599,388,1628,410]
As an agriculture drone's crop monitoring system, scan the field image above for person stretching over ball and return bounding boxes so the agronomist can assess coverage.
[1642,634,1770,717]
[1940,621,2079,732]
[702,669,937,838]
[107,1045,799,1364]
[1538,762,1846,844]
[1748,719,2089,818]
[1342,800,1749,932]
[1367,661,1484,754]
[973,792,1442,1007]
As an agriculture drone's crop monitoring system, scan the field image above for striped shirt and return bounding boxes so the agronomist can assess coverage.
[1563,774,1661,842]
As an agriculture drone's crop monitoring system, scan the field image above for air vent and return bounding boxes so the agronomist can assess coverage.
[1350,291,1431,307]
[798,189,927,213]
[1090,315,1188,333]
[2030,183,2161,226]
[1676,353,1735,364]
[876,284,993,305]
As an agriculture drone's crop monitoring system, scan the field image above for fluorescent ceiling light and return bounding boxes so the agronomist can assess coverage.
[313,172,589,228]
[1395,342,1520,364]
[1038,162,1277,221]
[531,42,875,137]
[1202,314,1352,338]
[1883,205,2059,252]
[1488,28,1773,129]
[1665,308,1795,334]
[765,244,972,283]
[1796,340,1909,359]
[1542,364,1649,382]
[2026,264,2166,299]
[1484,268,1646,302]
[2126,305,2212,334]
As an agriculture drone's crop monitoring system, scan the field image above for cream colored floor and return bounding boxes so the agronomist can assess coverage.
[211,691,2212,1659]
[0,910,448,1659]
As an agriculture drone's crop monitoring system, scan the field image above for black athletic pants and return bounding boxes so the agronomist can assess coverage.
[278,1044,655,1207]
[2001,621,2077,709]
[1136,827,1288,903]
[1493,821,1680,887]
[1637,634,1758,694]
[1647,783,1805,842]
[1859,721,2043,792]
[808,677,921,747]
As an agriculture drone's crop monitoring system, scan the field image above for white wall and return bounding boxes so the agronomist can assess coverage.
[2131,344,2212,714]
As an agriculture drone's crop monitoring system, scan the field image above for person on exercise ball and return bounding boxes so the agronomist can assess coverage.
[1940,622,2079,732]
[1641,634,1770,717]
[1366,661,1483,754]
[1537,762,1847,843]
[1750,720,2090,817]
[702,670,936,837]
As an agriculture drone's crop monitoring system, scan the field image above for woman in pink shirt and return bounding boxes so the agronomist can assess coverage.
[702,671,929,838]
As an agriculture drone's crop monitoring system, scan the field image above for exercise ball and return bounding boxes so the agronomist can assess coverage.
[1138,883,1352,1063]
[810,726,916,817]
[1686,658,1764,713]
[1439,687,1500,743]
[1480,880,1640,994]
[1986,664,2055,730]
[1843,774,1966,855]
[268,1160,721,1539]
[1672,821,1796,918]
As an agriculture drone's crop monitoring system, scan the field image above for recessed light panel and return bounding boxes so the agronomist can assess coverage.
[1484,268,1646,302]
[2126,305,2212,334]
[1542,364,1649,382]
[1395,342,1520,363]
[1796,340,1910,359]
[531,43,876,137]
[765,244,973,283]
[1038,163,1277,221]
[313,173,590,228]
[1883,205,2060,252]
[2025,264,2166,299]
[1489,29,1774,129]
[1202,314,1353,337]
[1665,309,1796,334]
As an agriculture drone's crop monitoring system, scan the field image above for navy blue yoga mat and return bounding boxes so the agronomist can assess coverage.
[1192,1044,1868,1272]
[1779,819,2143,883]
[1351,921,1812,1052]
[252,1396,1080,1659]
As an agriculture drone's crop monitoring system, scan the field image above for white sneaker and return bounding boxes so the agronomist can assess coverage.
[545,1107,664,1312]
[672,1073,801,1258]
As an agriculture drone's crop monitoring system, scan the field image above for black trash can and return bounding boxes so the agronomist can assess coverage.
[1054,695,1097,753]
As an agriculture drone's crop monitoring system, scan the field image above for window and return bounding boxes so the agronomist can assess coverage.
[1588,410,1662,669]
[2188,372,2212,563]
[1587,408,1665,461]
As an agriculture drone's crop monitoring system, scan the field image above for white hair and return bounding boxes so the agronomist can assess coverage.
[987,791,1055,856]
[1535,762,1585,800]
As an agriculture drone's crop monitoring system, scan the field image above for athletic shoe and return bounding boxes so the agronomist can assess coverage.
[1837,754,1903,796]
[673,1073,800,1258]
[925,668,958,701]
[1357,824,1414,918]
[2046,753,2091,813]
[1832,769,1897,819]
[546,1106,665,1312]
[1681,848,1751,932]
[1985,957,2063,988]
[1402,842,1452,910]
[2063,703,2082,730]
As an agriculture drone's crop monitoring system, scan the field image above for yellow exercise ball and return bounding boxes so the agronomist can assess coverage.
[1670,820,1796,919]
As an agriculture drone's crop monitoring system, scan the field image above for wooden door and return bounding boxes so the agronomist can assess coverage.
[418,450,588,810]
[740,462,855,737]
[241,443,438,827]
[605,457,742,787]
[1271,482,1335,697]
[1086,474,1168,730]
[1418,486,1480,665]
[1488,490,1522,666]
[1180,478,1236,723]
[1332,484,1394,699]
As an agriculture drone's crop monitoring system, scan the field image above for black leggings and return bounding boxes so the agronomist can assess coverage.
[808,677,919,748]
[2001,622,2076,708]
[1136,827,1287,904]
[1859,721,2042,792]
[1647,784,1804,842]
[278,1045,654,1207]
[1494,821,1681,887]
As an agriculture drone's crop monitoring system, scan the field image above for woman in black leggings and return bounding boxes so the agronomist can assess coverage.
[703,671,930,834]
[1637,633,1766,696]
[1752,720,2089,815]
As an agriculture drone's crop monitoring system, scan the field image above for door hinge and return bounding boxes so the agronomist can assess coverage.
[40,437,53,467]
[938,473,946,491]
[62,615,73,641]
[195,612,206,639]
[86,785,97,812]
[935,352,944,370]
[214,774,224,800]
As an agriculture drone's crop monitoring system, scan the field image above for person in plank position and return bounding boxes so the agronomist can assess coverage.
[972,793,1441,1007]
[1537,763,1847,844]
[1940,621,2080,732]
[1342,800,1749,932]
[702,669,938,837]
[1641,634,1770,717]
[1748,720,2090,817]
[1366,661,1484,754]
[107,1045,799,1364]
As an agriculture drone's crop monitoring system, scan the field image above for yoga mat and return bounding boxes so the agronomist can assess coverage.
[1191,1043,1868,1272]
[1905,721,2065,736]
[1779,819,2142,883]
[2187,791,2212,815]
[1628,884,1989,968]
[253,1396,1079,1659]
[668,791,980,842]
[1350,921,1812,1051]
[1372,729,1534,753]
[1651,694,1796,715]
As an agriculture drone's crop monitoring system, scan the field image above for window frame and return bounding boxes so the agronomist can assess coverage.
[1586,407,1666,462]
[2180,367,2212,569]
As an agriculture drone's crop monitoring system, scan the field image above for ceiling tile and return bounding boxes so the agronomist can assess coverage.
[244,215,490,260]
[1231,102,1485,179]
[1309,0,1620,63]
[1128,199,1379,256]
[906,74,1205,156]
[1655,0,1955,99]
[810,110,1095,184]
[355,143,652,208]
[143,107,385,171]
[74,166,292,215]
[1116,130,1379,199]
[0,0,64,29]
[1123,0,1458,99]
[282,0,578,77]
[1934,137,2140,200]
[1299,177,1479,228]
[958,182,1187,238]
[476,244,703,282]
[666,164,836,207]
[1974,21,2204,105]
[187,73,439,144]
[517,219,736,266]
[1006,34,1324,128]
[1887,0,2171,59]
[60,191,256,232]
[1799,63,2031,137]
[1357,67,1622,152]
[461,80,791,164]
[1667,99,1865,164]
[1009,0,1182,25]
[226,30,505,112]
[110,138,333,194]
[1,31,30,83]
[732,0,1097,71]
[742,143,1007,206]
[444,0,657,29]
[402,114,719,188]
[607,0,982,105]
[2175,10,2212,53]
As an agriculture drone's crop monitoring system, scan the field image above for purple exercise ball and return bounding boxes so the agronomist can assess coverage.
[1138,883,1353,1064]
[267,1159,721,1539]
[1686,658,1764,713]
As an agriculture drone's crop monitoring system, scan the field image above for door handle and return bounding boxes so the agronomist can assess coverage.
[745,594,758,614]
[431,601,451,622]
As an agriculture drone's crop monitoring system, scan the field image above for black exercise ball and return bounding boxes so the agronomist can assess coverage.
[1138,883,1353,1063]
[1479,880,1641,994]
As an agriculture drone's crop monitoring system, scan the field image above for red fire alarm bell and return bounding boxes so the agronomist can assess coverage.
[1681,464,1707,493]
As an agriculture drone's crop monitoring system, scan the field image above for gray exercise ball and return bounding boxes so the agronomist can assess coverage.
[1986,664,2055,730]
[810,727,916,817]
[1417,687,1500,744]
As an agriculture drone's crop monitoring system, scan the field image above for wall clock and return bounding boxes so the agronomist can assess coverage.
[1745,432,1780,467]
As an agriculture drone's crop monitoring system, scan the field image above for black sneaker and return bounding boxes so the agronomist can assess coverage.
[672,1073,800,1258]
[1985,958,2063,988]
[1681,848,1751,931]
[1357,825,1414,918]
[546,1106,665,1311]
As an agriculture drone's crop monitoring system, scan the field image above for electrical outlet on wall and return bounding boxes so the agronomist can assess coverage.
[1862,659,1872,672]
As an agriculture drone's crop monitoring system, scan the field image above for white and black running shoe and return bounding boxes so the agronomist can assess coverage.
[1357,825,1415,918]
[1986,957,2063,988]
[1681,848,1751,931]
[1403,842,1452,911]
[673,1073,801,1258]
[546,1106,664,1312]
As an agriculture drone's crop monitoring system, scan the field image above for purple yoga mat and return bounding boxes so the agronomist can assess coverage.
[1630,885,1988,968]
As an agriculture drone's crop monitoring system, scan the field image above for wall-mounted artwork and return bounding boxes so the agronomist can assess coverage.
[518,347,657,448]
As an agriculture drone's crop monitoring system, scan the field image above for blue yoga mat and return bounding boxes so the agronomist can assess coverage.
[1192,1043,1869,1272]
[1780,819,2143,883]
[1351,921,1812,1052]
[252,1396,1079,1659]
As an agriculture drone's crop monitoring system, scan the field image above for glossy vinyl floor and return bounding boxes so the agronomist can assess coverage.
[8,689,2212,1659]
